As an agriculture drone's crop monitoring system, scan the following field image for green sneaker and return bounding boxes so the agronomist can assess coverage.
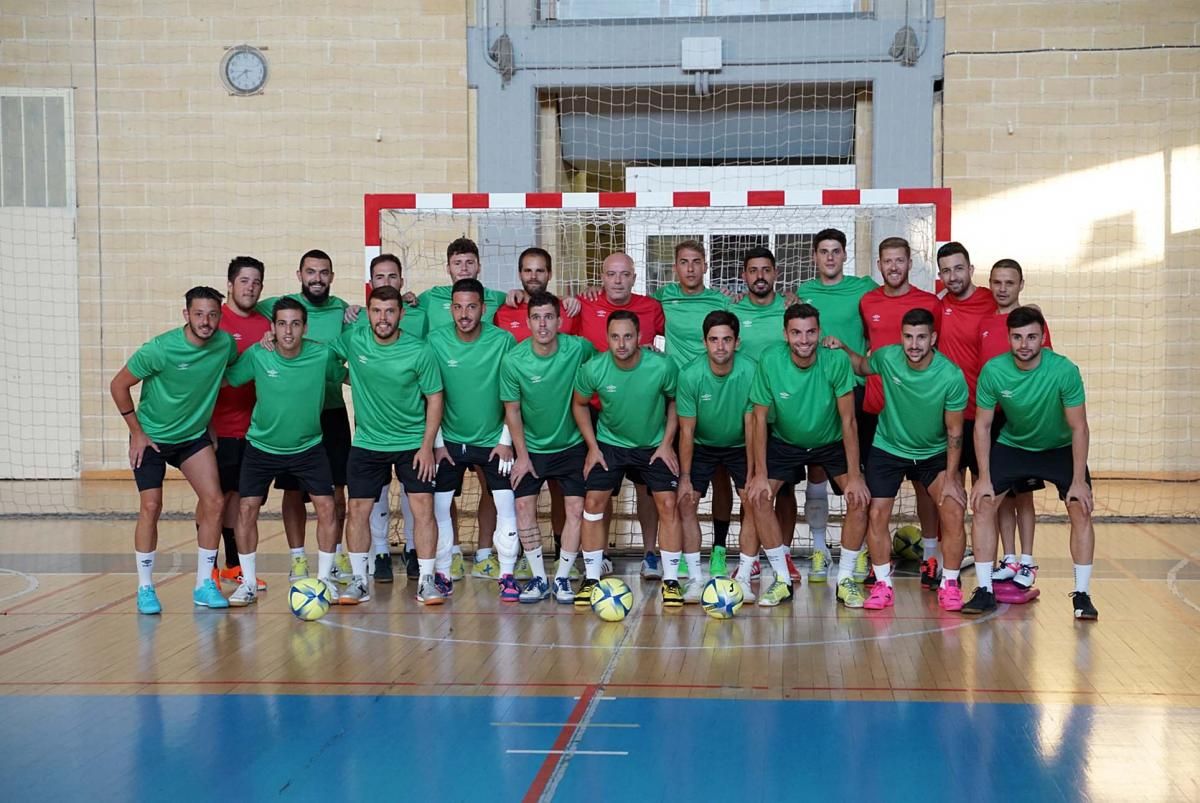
[568,560,581,580]
[809,549,830,583]
[514,555,533,580]
[836,577,866,608]
[757,577,794,607]
[709,545,728,577]
[449,551,466,581]
[472,553,500,579]
[852,549,870,583]
[677,558,689,579]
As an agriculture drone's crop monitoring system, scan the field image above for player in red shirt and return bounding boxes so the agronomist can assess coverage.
[493,247,580,341]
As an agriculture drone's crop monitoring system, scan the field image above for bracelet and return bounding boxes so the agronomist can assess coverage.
[119,408,136,417]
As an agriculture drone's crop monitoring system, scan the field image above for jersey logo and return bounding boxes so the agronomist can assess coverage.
[742,319,754,327]
[604,384,617,393]
[595,310,608,318]
[177,362,191,370]
[700,393,712,402]
[530,375,543,384]
[891,376,902,385]
[357,355,368,364]
[446,359,459,368]
[778,391,791,400]
[1000,389,1014,398]
[981,330,991,338]
[266,368,279,378]
[870,314,881,323]
[232,333,243,341]
[507,321,520,329]
[944,308,953,315]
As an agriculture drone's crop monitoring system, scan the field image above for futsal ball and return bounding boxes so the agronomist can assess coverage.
[892,525,924,561]
[289,577,332,622]
[701,577,744,620]
[589,577,634,622]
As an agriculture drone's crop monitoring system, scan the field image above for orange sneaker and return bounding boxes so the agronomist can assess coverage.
[219,565,266,591]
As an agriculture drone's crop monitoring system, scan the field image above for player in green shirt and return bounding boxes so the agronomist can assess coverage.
[416,237,509,330]
[743,304,870,608]
[224,297,347,606]
[572,311,683,606]
[675,311,757,602]
[502,291,597,604]
[967,306,1097,620]
[109,286,238,614]
[832,307,970,613]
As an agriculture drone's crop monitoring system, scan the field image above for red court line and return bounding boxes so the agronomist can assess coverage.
[2,572,109,614]
[522,683,598,803]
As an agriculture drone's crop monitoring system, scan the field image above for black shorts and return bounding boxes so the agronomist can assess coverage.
[347,445,439,498]
[514,442,587,498]
[216,437,250,494]
[240,443,334,500]
[132,435,212,492]
[990,442,1091,501]
[585,442,678,495]
[689,444,748,496]
[275,407,350,490]
[865,446,946,499]
[854,383,876,459]
[765,438,850,490]
[961,419,979,477]
[440,441,511,494]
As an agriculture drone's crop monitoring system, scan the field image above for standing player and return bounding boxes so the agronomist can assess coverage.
[676,311,756,602]
[967,306,1097,619]
[744,304,871,607]
[210,256,270,592]
[226,298,346,605]
[502,291,597,603]
[830,308,970,612]
[572,311,682,605]
[426,279,520,600]
[109,286,238,613]
[333,286,447,605]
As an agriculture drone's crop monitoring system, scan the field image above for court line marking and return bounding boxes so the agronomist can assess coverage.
[1166,552,1200,616]
[520,684,599,803]
[509,749,627,756]
[2,572,107,614]
[0,568,40,606]
[493,721,638,728]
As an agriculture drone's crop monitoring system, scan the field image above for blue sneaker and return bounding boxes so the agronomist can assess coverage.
[434,572,454,598]
[552,577,574,604]
[137,585,161,615]
[192,578,229,609]
[519,576,551,603]
[640,552,662,579]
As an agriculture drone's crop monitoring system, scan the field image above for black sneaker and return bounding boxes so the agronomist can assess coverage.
[1070,591,1098,620]
[405,550,419,580]
[574,578,599,607]
[961,587,997,615]
[374,553,394,583]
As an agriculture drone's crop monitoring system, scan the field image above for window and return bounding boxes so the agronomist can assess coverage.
[0,92,71,208]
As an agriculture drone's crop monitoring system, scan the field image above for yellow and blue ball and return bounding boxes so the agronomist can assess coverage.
[589,577,634,622]
[892,524,924,561]
[289,577,333,621]
[701,577,744,619]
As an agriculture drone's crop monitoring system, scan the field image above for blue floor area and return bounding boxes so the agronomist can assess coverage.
[2,695,1196,801]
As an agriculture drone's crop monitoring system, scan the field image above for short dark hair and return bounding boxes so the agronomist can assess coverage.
[185,286,223,309]
[451,277,485,302]
[784,302,821,326]
[447,237,479,262]
[937,241,970,264]
[812,228,847,250]
[742,246,776,270]
[370,253,402,278]
[518,247,552,273]
[526,290,560,316]
[674,239,706,260]
[702,310,739,338]
[272,296,307,323]
[1006,305,1046,332]
[607,309,640,333]
[368,285,402,305]
[227,256,264,283]
[901,307,935,329]
[878,237,911,258]
[991,258,1023,280]
[298,249,332,269]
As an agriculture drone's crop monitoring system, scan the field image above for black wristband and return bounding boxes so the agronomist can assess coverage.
[119,408,136,417]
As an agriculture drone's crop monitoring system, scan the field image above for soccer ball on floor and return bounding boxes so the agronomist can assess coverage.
[289,578,333,621]
[589,577,634,622]
[892,525,924,561]
[701,577,743,620]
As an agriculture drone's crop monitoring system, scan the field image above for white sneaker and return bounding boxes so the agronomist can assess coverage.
[229,583,257,607]
[1013,563,1038,589]
[737,577,756,603]
[682,579,704,604]
[600,557,613,577]
[553,577,574,604]
[338,577,370,605]
[992,560,1019,581]
[416,574,444,605]
[318,576,340,605]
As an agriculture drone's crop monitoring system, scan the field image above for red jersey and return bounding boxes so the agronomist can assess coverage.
[211,304,271,438]
[493,301,579,342]
[977,310,1054,365]
[575,293,665,352]
[936,287,996,419]
[859,285,942,414]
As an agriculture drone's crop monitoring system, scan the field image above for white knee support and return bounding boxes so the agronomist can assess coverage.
[434,491,455,569]
[370,485,390,542]
[805,480,830,530]
[583,510,604,522]
[399,487,414,543]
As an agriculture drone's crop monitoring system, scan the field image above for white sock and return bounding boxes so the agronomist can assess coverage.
[922,538,939,560]
[941,568,960,588]
[399,490,415,551]
[737,552,756,579]
[525,546,547,580]
[683,551,701,580]
[837,547,860,582]
[765,545,792,586]
[873,562,892,588]
[318,550,335,582]
[350,552,370,581]
[805,481,829,552]
[583,549,604,580]
[661,549,681,582]
[418,557,436,577]
[290,547,305,559]
[476,547,493,561]
[196,547,218,589]
[239,552,257,590]
[1074,563,1092,593]
[434,490,454,573]
[370,486,390,555]
[975,561,993,591]
[1002,553,1017,565]
[1020,553,1034,566]
[556,550,578,580]
[135,550,155,587]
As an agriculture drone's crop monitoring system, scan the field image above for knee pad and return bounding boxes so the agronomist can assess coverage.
[583,510,604,522]
[494,526,520,563]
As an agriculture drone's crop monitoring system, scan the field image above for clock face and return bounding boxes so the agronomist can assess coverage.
[222,47,267,95]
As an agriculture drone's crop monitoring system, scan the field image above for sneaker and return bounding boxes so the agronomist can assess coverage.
[499,574,521,603]
[960,545,975,570]
[641,552,662,580]
[661,579,684,607]
[709,545,728,577]
[961,587,997,615]
[519,577,551,604]
[757,578,794,607]
[333,552,354,583]
[992,560,1019,582]
[920,557,940,591]
[449,551,466,581]
[937,579,964,612]
[339,577,370,605]
[864,566,877,586]
[575,578,599,607]
[600,557,613,577]
[405,550,419,580]
[569,560,582,580]
[416,574,444,605]
[749,559,761,580]
[229,583,257,607]
[863,582,895,610]
[809,549,830,583]
[852,550,870,583]
[192,579,229,609]
[289,555,310,582]
[472,554,500,579]
[211,565,221,586]
[373,554,394,583]
[836,578,866,608]
[318,576,340,605]
[514,556,533,580]
[553,577,574,604]
[736,576,756,603]
[784,553,802,582]
[1070,591,1098,620]
[1013,564,1038,590]
[677,559,689,580]
[136,585,162,615]
[682,578,704,604]
[219,565,267,591]
[434,572,454,598]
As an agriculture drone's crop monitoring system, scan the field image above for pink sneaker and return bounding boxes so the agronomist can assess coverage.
[937,579,964,611]
[498,574,520,603]
[785,553,802,582]
[864,582,894,610]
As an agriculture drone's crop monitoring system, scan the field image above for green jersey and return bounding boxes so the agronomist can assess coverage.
[425,324,516,445]
[574,348,677,449]
[418,285,509,332]
[976,349,1085,452]
[653,284,731,370]
[331,325,442,452]
[797,273,877,360]
[675,355,756,448]
[499,334,597,454]
[127,327,237,444]
[353,302,428,341]
[749,343,855,448]
[226,341,345,455]
[257,293,350,409]
[869,345,968,460]
[732,293,787,360]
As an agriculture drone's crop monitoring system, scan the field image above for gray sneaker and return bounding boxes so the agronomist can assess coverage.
[552,576,574,604]
[229,583,257,607]
[416,574,444,605]
[329,563,354,586]
[682,578,704,604]
[338,577,370,605]
[519,576,551,604]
